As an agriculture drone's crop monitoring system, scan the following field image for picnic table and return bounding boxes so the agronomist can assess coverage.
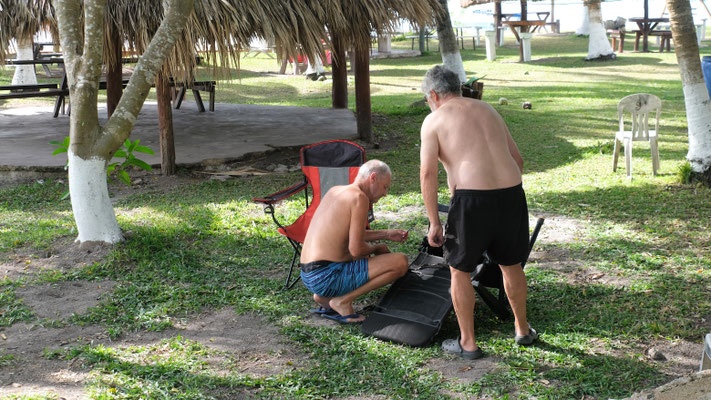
[2,58,216,116]
[629,17,669,52]
[1,59,69,117]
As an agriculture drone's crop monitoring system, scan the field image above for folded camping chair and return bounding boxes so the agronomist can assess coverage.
[421,204,545,319]
[253,140,366,289]
[361,204,544,347]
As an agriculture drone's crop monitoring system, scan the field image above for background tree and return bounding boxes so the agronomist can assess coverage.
[576,3,590,35]
[584,0,614,60]
[435,0,467,82]
[1,0,56,85]
[666,0,711,185]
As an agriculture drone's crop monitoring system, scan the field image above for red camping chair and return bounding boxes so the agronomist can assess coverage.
[253,140,367,289]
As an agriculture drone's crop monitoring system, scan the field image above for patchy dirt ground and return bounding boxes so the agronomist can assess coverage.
[1,175,708,399]
[1,307,306,399]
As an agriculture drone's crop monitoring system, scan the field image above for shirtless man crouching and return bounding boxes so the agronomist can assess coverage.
[299,159,409,323]
[420,65,537,359]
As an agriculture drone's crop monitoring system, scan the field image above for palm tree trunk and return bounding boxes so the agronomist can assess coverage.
[106,25,123,118]
[331,32,348,109]
[156,70,176,176]
[576,4,590,35]
[667,0,711,185]
[354,40,372,142]
[11,35,37,85]
[435,0,466,82]
[585,1,614,60]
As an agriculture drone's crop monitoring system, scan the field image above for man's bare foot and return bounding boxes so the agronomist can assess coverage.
[328,298,365,322]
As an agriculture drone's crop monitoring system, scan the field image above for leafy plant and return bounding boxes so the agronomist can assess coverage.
[48,136,70,170]
[49,137,155,187]
[108,139,155,185]
[676,161,692,184]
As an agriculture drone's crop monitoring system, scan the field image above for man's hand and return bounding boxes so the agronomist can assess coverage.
[373,243,390,255]
[386,229,409,243]
[427,223,444,247]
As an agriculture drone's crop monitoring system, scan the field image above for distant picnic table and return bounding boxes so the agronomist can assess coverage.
[1,57,216,116]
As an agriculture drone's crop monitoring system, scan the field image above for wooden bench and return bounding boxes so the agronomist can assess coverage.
[634,30,672,52]
[97,78,216,112]
[0,83,68,117]
[608,29,626,53]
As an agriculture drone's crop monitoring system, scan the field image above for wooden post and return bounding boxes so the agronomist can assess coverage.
[519,0,528,62]
[331,33,348,109]
[495,1,502,44]
[155,71,176,175]
[419,27,426,53]
[354,41,372,143]
[106,25,123,118]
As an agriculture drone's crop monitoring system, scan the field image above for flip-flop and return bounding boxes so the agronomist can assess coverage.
[322,313,364,324]
[309,306,337,315]
[442,337,484,360]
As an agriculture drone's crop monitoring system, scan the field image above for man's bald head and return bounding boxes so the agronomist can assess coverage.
[357,159,391,180]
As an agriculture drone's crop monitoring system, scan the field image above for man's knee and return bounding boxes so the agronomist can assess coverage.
[387,253,408,277]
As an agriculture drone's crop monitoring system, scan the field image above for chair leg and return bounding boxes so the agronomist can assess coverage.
[612,138,621,172]
[650,139,660,176]
[285,249,302,289]
[624,138,632,179]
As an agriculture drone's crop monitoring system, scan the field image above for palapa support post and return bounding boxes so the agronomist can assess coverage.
[331,32,348,109]
[484,30,497,61]
[106,25,123,118]
[354,41,372,142]
[520,32,533,62]
[156,70,176,176]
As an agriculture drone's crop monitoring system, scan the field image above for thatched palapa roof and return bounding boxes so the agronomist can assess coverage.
[2,0,437,79]
[0,0,57,60]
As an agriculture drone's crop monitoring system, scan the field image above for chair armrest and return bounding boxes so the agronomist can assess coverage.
[253,181,308,205]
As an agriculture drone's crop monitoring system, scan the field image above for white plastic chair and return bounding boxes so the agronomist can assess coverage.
[613,93,661,178]
[702,333,711,371]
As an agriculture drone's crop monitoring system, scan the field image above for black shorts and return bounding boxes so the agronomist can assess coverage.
[443,184,529,272]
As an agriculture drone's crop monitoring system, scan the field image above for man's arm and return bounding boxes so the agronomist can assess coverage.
[363,229,408,243]
[505,125,524,172]
[420,116,444,247]
[347,192,382,258]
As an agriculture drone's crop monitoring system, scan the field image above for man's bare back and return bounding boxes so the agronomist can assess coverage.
[421,97,523,192]
[300,184,365,263]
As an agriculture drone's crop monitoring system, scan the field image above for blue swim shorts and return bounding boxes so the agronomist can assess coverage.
[300,258,369,298]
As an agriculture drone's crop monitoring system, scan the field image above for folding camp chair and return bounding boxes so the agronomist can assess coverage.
[361,203,544,347]
[252,140,367,289]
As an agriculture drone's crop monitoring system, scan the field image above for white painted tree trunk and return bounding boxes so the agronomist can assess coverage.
[55,0,195,243]
[586,2,614,59]
[436,0,467,82]
[442,52,467,82]
[68,150,124,243]
[683,83,711,172]
[576,5,590,35]
[11,36,37,85]
[666,0,711,182]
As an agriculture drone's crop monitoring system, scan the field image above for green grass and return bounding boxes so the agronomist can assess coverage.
[1,33,711,399]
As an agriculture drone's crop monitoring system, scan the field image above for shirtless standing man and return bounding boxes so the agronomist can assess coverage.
[420,66,537,359]
[300,160,409,323]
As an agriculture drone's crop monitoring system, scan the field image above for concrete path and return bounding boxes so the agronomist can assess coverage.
[0,101,357,169]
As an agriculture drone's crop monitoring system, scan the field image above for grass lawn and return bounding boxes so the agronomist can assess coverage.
[1,33,710,399]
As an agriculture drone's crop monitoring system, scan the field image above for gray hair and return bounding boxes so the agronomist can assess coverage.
[421,65,462,96]
[357,159,391,180]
